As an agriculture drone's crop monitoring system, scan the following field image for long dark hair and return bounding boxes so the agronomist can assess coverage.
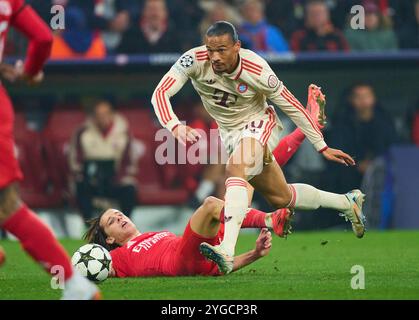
[83,212,121,251]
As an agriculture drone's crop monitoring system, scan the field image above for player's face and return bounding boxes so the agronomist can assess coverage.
[306,3,330,29]
[100,209,138,246]
[352,86,376,111]
[241,1,263,25]
[365,12,380,30]
[205,34,241,74]
[94,102,114,131]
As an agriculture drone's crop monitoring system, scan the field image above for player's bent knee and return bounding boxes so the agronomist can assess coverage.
[225,163,245,179]
[202,196,224,219]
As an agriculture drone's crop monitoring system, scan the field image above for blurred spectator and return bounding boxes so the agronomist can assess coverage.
[116,0,181,54]
[238,0,289,53]
[344,0,398,52]
[328,83,398,191]
[31,0,132,53]
[69,100,139,221]
[397,0,419,49]
[265,0,305,39]
[199,0,243,40]
[50,6,106,59]
[166,0,205,50]
[94,0,132,52]
[290,0,350,52]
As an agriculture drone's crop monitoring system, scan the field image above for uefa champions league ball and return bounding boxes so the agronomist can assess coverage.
[71,244,112,283]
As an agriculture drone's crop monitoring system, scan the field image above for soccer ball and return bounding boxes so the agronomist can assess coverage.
[71,244,112,283]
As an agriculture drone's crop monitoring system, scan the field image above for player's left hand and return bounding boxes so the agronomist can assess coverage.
[172,124,202,146]
[0,62,20,82]
[321,147,355,166]
[255,228,272,257]
[15,60,44,86]
[0,60,44,85]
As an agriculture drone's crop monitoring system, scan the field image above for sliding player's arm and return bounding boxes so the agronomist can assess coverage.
[232,229,272,272]
[257,64,354,166]
[10,0,53,84]
[151,51,202,145]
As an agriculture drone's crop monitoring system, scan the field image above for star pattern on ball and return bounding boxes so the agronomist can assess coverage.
[79,248,96,265]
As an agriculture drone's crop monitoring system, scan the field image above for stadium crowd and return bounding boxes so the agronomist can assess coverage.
[5,0,419,59]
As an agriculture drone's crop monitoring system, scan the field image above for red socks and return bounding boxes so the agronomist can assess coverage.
[219,208,266,228]
[272,128,305,166]
[2,205,73,281]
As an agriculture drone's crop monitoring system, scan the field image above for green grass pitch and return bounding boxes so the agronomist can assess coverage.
[1,230,418,300]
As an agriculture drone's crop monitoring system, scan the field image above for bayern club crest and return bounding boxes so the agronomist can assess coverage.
[179,55,194,68]
[268,74,279,88]
[237,82,248,93]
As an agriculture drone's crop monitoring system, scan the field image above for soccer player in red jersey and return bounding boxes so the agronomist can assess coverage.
[85,200,287,278]
[0,0,99,299]
[83,86,328,277]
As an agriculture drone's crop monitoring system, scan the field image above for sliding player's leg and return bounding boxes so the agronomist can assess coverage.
[217,206,293,238]
[176,196,226,276]
[189,196,225,238]
[249,159,366,238]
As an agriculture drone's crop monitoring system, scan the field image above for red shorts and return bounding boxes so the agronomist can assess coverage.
[174,221,225,276]
[0,86,23,189]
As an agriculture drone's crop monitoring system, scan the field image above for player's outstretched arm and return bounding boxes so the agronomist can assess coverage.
[11,2,53,85]
[272,84,331,167]
[270,84,354,166]
[255,59,354,166]
[232,229,272,273]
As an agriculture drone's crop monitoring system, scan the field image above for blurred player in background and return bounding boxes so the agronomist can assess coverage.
[0,0,99,300]
[151,21,366,274]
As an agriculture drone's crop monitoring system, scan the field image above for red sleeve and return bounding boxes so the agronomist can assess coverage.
[11,3,53,76]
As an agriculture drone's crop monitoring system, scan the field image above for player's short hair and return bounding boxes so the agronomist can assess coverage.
[83,212,120,251]
[206,21,239,43]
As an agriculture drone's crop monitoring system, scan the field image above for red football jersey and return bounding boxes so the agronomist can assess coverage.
[110,231,182,277]
[110,224,224,278]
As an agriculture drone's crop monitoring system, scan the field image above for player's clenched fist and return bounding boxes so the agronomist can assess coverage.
[172,124,202,146]
[255,228,272,257]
